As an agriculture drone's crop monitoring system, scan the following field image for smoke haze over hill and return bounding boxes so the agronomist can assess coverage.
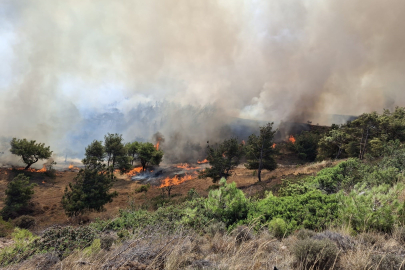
[1,0,405,161]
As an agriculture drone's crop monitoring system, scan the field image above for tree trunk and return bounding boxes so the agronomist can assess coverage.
[25,163,33,170]
[258,140,264,182]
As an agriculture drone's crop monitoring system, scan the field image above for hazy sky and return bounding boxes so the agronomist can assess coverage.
[1,0,405,156]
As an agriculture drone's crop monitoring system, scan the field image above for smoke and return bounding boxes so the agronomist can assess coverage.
[1,0,405,164]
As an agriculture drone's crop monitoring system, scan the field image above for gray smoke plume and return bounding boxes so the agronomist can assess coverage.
[1,0,405,164]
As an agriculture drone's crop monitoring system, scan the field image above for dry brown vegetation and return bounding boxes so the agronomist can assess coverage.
[5,225,405,270]
[0,160,338,230]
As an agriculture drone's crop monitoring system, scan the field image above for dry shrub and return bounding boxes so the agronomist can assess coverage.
[357,232,385,249]
[393,226,405,244]
[371,253,405,270]
[295,229,316,240]
[13,215,36,230]
[232,225,253,245]
[313,230,354,251]
[293,238,340,270]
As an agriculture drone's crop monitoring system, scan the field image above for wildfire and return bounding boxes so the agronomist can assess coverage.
[42,181,46,184]
[127,166,143,176]
[176,163,199,170]
[159,174,194,188]
[288,135,296,144]
[68,164,73,169]
[197,159,209,164]
[242,140,245,145]
[11,165,47,173]
[272,143,276,148]
[155,141,160,150]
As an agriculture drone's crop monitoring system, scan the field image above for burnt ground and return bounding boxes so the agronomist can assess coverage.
[0,160,338,230]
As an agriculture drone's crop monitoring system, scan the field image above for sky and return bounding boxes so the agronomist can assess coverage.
[1,0,405,161]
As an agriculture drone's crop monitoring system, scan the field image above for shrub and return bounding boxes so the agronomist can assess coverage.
[205,221,227,236]
[293,238,339,270]
[1,174,36,220]
[100,235,115,250]
[0,217,13,237]
[268,218,287,239]
[312,230,353,251]
[31,226,96,258]
[371,253,405,270]
[295,229,316,240]
[205,178,249,226]
[233,225,253,244]
[135,184,150,194]
[247,190,338,233]
[337,183,403,233]
[13,215,36,229]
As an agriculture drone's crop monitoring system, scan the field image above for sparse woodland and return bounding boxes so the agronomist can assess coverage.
[2,108,405,269]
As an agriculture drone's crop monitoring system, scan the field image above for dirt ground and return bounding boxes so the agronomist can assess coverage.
[0,160,338,230]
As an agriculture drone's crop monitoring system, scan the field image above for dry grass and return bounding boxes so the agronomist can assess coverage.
[5,225,405,270]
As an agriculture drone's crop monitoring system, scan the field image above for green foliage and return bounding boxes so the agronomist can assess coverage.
[268,217,287,239]
[137,142,164,171]
[61,164,118,217]
[205,178,249,225]
[291,131,320,161]
[0,217,13,237]
[247,190,338,233]
[126,141,140,165]
[318,107,405,160]
[337,183,403,233]
[82,140,105,167]
[0,228,38,266]
[135,184,151,193]
[31,226,96,259]
[315,158,361,193]
[245,123,277,181]
[1,174,36,220]
[199,138,244,183]
[10,138,52,170]
[292,238,339,270]
[104,133,128,168]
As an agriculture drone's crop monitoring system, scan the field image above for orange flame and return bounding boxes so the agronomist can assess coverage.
[127,166,143,176]
[242,140,245,145]
[155,141,160,150]
[159,174,194,188]
[288,135,296,144]
[42,181,46,184]
[272,143,276,148]
[68,164,73,169]
[197,159,209,164]
[176,163,199,170]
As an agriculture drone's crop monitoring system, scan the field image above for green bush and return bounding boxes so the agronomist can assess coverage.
[337,183,403,233]
[205,178,249,226]
[0,217,13,237]
[31,226,96,258]
[246,190,338,234]
[135,184,150,193]
[268,218,287,239]
[1,174,36,220]
[293,238,339,270]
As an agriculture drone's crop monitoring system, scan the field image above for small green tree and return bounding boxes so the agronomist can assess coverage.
[104,133,126,168]
[199,138,244,183]
[137,142,164,171]
[10,138,52,170]
[82,140,105,168]
[61,164,118,217]
[245,123,277,182]
[205,178,249,225]
[126,141,140,165]
[1,174,36,219]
